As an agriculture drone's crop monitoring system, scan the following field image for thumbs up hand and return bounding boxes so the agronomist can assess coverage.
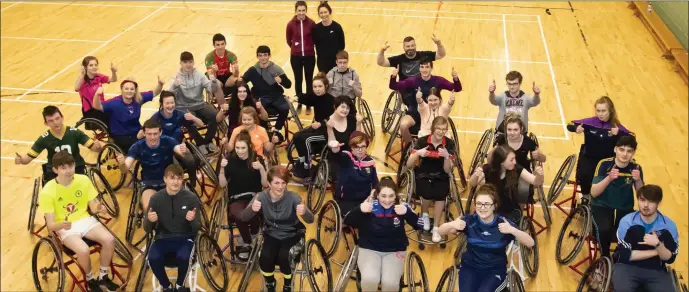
[185,208,197,221]
[296,204,306,216]
[251,159,263,170]
[96,86,104,96]
[392,65,399,77]
[639,230,660,247]
[416,87,422,100]
[608,165,620,180]
[498,218,515,234]
[394,204,407,215]
[489,79,496,93]
[360,196,373,213]
[451,66,458,80]
[449,91,456,104]
[147,208,158,222]
[14,152,23,165]
[252,199,262,212]
[274,74,282,84]
[532,81,540,95]
[631,165,641,182]
[608,127,619,136]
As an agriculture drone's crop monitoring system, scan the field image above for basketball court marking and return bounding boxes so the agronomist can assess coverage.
[503,15,511,73]
[15,2,172,100]
[0,36,106,43]
[0,2,22,12]
[538,15,568,140]
[347,51,549,64]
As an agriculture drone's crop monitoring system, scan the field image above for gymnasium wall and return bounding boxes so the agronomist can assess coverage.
[652,1,688,50]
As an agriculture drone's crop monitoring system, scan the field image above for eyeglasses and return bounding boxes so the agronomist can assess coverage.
[352,145,367,150]
[475,202,494,209]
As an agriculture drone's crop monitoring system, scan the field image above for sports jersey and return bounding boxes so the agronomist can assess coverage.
[491,90,540,132]
[228,125,270,157]
[614,211,679,270]
[204,50,238,77]
[387,51,436,81]
[78,73,110,112]
[412,135,456,180]
[344,200,422,252]
[101,91,154,136]
[38,174,98,223]
[332,151,378,202]
[127,136,178,185]
[459,213,517,269]
[389,75,462,113]
[150,109,195,142]
[592,158,644,210]
[567,117,633,160]
[28,126,94,167]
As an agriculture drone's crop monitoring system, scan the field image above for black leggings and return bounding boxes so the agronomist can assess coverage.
[591,205,633,258]
[259,234,303,276]
[112,134,140,155]
[186,103,218,147]
[576,155,602,195]
[293,127,326,168]
[290,55,315,101]
[316,54,336,74]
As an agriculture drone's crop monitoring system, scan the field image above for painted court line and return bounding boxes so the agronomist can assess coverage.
[367,110,563,126]
[1,139,33,145]
[0,97,158,112]
[1,36,106,43]
[0,156,46,163]
[502,15,510,72]
[348,51,548,64]
[16,2,171,100]
[1,2,22,12]
[538,15,569,140]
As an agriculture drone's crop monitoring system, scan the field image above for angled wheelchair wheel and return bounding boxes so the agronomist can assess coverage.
[32,237,65,292]
[556,204,592,264]
[28,177,40,232]
[576,257,611,292]
[453,233,467,266]
[307,159,329,214]
[134,235,153,292]
[452,157,468,197]
[286,96,304,131]
[238,234,263,292]
[547,154,577,205]
[89,169,119,218]
[536,186,552,227]
[449,172,464,218]
[218,119,229,140]
[519,217,539,277]
[75,117,110,144]
[209,198,228,242]
[357,98,376,141]
[334,245,358,292]
[188,182,211,233]
[381,91,402,134]
[468,129,494,176]
[405,251,430,292]
[186,141,219,186]
[396,140,414,179]
[107,226,134,288]
[508,269,526,292]
[384,116,402,155]
[196,232,229,292]
[96,143,126,191]
[464,186,478,215]
[286,140,299,170]
[125,181,147,250]
[397,168,416,209]
[435,266,458,292]
[305,239,333,292]
[317,200,341,258]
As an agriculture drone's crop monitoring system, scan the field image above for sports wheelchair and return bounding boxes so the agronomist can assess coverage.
[285,139,334,214]
[74,118,127,191]
[31,215,133,291]
[450,236,527,292]
[576,257,687,292]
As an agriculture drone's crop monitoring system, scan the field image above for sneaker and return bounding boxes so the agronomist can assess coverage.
[87,279,103,292]
[98,275,120,292]
[292,163,310,179]
[432,227,442,243]
[199,144,209,155]
[266,282,277,292]
[237,245,252,261]
[305,106,312,115]
[206,143,218,153]
[162,287,174,292]
[283,285,292,292]
[176,286,190,292]
[422,214,430,231]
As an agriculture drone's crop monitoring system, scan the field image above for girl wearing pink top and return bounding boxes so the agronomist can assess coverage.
[75,56,117,127]
[416,87,455,137]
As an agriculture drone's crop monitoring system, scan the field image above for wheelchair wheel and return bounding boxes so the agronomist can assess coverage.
[188,182,211,232]
[507,269,525,292]
[28,177,40,232]
[196,232,229,292]
[334,245,358,292]
[32,237,65,292]
[405,251,430,292]
[134,235,153,292]
[435,266,458,292]
[186,141,219,186]
[464,186,478,215]
[238,234,263,292]
[576,257,611,292]
[306,159,329,214]
[286,96,304,131]
[536,186,552,227]
[547,154,577,205]
[89,169,119,218]
[317,200,341,258]
[357,98,376,141]
[286,141,299,170]
[209,198,227,242]
[396,140,414,179]
[125,181,147,250]
[556,204,592,264]
[453,233,467,266]
[449,172,464,218]
[468,129,494,177]
[384,117,402,155]
[397,168,416,209]
[381,91,402,134]
[96,143,126,191]
[519,217,539,277]
[75,117,110,144]
[305,239,333,292]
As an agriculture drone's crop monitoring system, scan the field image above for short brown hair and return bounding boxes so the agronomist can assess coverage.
[180,51,194,62]
[430,116,449,132]
[335,50,349,60]
[475,184,500,209]
[637,184,663,203]
[239,106,259,125]
[164,164,184,178]
[294,0,307,11]
[505,71,523,83]
[52,151,75,168]
[403,36,415,43]
[349,135,368,149]
[143,118,162,131]
[268,165,292,183]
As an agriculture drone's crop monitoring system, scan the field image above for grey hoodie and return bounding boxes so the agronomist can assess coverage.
[143,188,202,239]
[168,68,217,111]
[326,67,362,100]
[239,190,314,240]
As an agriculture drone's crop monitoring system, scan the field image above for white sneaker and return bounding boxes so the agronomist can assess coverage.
[422,214,430,231]
[432,227,442,243]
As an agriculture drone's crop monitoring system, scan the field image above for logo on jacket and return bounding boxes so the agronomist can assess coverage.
[482,231,491,236]
[393,217,400,227]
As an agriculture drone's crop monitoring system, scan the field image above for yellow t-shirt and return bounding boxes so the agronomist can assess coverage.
[39,174,98,222]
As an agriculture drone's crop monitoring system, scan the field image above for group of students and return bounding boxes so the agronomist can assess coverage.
[14,1,681,292]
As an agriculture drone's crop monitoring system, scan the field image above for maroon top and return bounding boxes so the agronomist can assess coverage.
[286,16,316,56]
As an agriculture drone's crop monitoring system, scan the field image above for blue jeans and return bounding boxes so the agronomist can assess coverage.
[458,264,506,292]
[148,236,195,288]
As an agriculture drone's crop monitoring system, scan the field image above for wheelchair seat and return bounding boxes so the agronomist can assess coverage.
[63,237,99,256]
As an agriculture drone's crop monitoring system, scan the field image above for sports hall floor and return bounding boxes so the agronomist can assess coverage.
[1,1,687,291]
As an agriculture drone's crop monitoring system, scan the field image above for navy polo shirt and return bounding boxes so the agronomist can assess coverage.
[102,90,154,136]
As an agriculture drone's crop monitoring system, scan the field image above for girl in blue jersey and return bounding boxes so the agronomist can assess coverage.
[438,184,534,292]
[344,176,423,291]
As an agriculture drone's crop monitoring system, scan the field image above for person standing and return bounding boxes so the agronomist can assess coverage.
[286,1,316,115]
[312,1,345,74]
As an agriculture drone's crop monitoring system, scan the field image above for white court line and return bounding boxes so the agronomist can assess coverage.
[16,2,171,100]
[7,2,160,8]
[502,15,510,72]
[348,51,548,64]
[0,156,46,163]
[2,87,118,97]
[1,139,33,145]
[1,1,21,11]
[367,109,563,126]
[0,97,158,112]
[538,15,569,140]
[1,36,105,43]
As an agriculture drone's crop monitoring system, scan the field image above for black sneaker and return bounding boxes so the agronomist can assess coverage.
[283,285,292,292]
[176,286,190,292]
[237,245,252,261]
[266,282,277,292]
[162,286,174,292]
[292,163,309,179]
[98,275,120,292]
[87,279,103,292]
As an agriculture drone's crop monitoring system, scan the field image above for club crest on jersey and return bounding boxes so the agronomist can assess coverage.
[393,217,400,226]
[63,203,77,218]
[75,190,83,197]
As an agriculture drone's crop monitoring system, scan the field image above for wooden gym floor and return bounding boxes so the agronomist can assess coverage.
[1,1,687,291]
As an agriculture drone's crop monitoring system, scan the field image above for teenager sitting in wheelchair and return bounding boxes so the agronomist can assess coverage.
[218,130,269,261]
[222,106,275,160]
[344,176,423,291]
[469,145,544,224]
[239,166,314,292]
[142,164,202,292]
[438,184,534,292]
[217,82,270,139]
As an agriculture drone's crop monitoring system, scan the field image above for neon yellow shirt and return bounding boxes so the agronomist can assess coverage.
[39,174,97,222]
